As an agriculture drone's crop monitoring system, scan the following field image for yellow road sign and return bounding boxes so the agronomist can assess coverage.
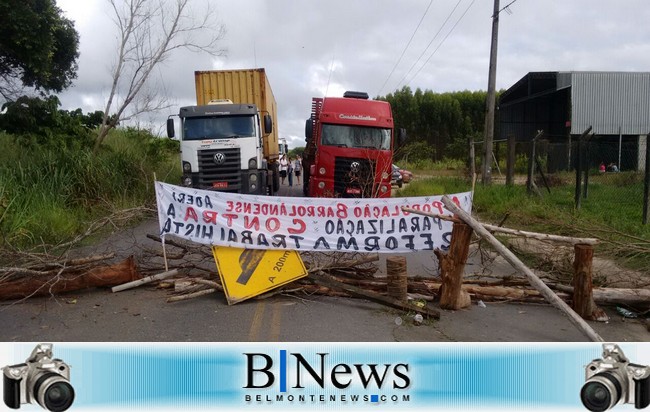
[212,247,308,305]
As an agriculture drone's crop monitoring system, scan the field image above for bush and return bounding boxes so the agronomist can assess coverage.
[0,128,180,246]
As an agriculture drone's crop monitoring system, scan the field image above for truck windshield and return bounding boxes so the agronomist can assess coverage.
[321,124,391,150]
[183,115,256,140]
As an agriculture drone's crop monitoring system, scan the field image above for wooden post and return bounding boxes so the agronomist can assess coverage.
[440,196,604,342]
[643,133,650,225]
[434,222,473,310]
[572,244,608,321]
[386,257,408,302]
[527,130,543,194]
[574,127,592,209]
[506,134,515,186]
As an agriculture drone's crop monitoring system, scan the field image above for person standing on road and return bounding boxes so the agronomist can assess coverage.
[294,156,302,184]
[287,156,294,187]
[279,154,288,185]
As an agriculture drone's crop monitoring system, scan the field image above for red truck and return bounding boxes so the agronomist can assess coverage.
[303,91,404,198]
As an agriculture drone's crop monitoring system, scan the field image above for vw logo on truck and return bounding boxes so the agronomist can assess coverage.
[214,152,226,165]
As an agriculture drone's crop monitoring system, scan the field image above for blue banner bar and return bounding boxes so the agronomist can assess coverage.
[1,342,648,411]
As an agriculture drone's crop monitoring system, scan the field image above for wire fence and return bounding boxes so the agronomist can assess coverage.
[493,132,650,276]
[512,134,649,225]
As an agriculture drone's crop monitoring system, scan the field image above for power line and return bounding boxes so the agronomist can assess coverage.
[406,0,477,87]
[496,0,518,16]
[324,49,336,97]
[392,0,463,92]
[376,0,435,97]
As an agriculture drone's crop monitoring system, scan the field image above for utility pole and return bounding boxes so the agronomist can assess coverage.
[481,0,500,185]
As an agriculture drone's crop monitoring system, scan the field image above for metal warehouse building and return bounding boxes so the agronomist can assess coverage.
[498,71,649,172]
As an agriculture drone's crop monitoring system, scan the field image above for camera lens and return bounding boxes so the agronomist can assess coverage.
[582,382,612,412]
[33,373,75,412]
[44,382,74,412]
[581,372,622,412]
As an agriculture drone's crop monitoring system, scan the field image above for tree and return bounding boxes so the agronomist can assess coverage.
[0,0,79,99]
[0,96,98,149]
[94,0,227,151]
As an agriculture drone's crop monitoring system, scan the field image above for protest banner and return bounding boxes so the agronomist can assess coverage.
[155,182,472,253]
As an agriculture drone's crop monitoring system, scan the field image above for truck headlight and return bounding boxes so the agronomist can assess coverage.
[319,167,326,175]
[182,161,192,173]
[183,177,192,186]
[248,158,257,169]
[250,183,257,191]
[318,182,325,189]
[250,174,258,183]
[381,171,389,179]
[380,185,388,193]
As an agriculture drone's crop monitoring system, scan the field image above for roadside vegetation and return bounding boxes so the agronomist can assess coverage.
[395,168,650,273]
[0,128,180,248]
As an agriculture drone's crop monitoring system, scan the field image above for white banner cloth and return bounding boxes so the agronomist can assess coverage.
[155,182,472,253]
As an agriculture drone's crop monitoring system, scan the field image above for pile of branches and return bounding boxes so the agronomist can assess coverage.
[0,206,152,302]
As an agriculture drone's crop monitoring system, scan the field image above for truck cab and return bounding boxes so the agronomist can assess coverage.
[168,100,273,195]
[303,91,401,198]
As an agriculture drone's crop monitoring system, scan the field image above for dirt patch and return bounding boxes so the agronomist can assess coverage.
[507,237,650,289]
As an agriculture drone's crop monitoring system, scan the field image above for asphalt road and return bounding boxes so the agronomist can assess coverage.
[0,180,647,342]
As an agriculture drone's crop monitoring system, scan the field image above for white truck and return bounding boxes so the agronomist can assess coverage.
[167,68,280,195]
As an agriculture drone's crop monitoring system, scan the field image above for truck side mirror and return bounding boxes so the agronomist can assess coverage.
[398,128,407,144]
[264,114,273,135]
[305,119,313,141]
[167,118,175,139]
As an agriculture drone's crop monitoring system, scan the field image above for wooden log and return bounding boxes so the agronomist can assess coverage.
[554,284,650,306]
[441,196,604,342]
[386,257,408,302]
[167,289,216,303]
[190,278,224,292]
[481,224,599,245]
[0,257,139,301]
[112,269,178,292]
[402,207,599,245]
[435,222,473,310]
[310,271,440,319]
[572,244,608,321]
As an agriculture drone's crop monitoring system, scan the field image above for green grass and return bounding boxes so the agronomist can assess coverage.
[0,129,180,247]
[395,168,650,272]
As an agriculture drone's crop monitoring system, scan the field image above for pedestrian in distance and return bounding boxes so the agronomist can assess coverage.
[287,156,294,187]
[279,154,288,184]
[294,156,302,184]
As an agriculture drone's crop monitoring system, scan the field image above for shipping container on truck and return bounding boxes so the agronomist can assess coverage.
[303,91,404,198]
[167,68,280,195]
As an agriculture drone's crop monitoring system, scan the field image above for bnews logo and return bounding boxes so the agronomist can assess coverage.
[243,350,412,404]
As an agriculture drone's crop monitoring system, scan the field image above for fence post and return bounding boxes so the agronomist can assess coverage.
[506,134,515,186]
[643,133,650,225]
[575,135,582,209]
[583,136,589,199]
[527,131,543,194]
[574,127,592,210]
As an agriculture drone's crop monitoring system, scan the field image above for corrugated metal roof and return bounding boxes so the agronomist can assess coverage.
[569,72,650,135]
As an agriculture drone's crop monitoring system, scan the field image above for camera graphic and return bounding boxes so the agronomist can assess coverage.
[581,343,650,411]
[3,344,74,412]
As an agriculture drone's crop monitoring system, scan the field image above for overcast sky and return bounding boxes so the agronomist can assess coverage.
[56,0,650,148]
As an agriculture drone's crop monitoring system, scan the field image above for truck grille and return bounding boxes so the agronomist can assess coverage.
[197,148,241,192]
[334,157,375,198]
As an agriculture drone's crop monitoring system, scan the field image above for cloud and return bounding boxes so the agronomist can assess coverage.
[55,0,650,150]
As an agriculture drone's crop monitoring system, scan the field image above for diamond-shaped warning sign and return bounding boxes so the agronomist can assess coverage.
[212,247,308,305]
